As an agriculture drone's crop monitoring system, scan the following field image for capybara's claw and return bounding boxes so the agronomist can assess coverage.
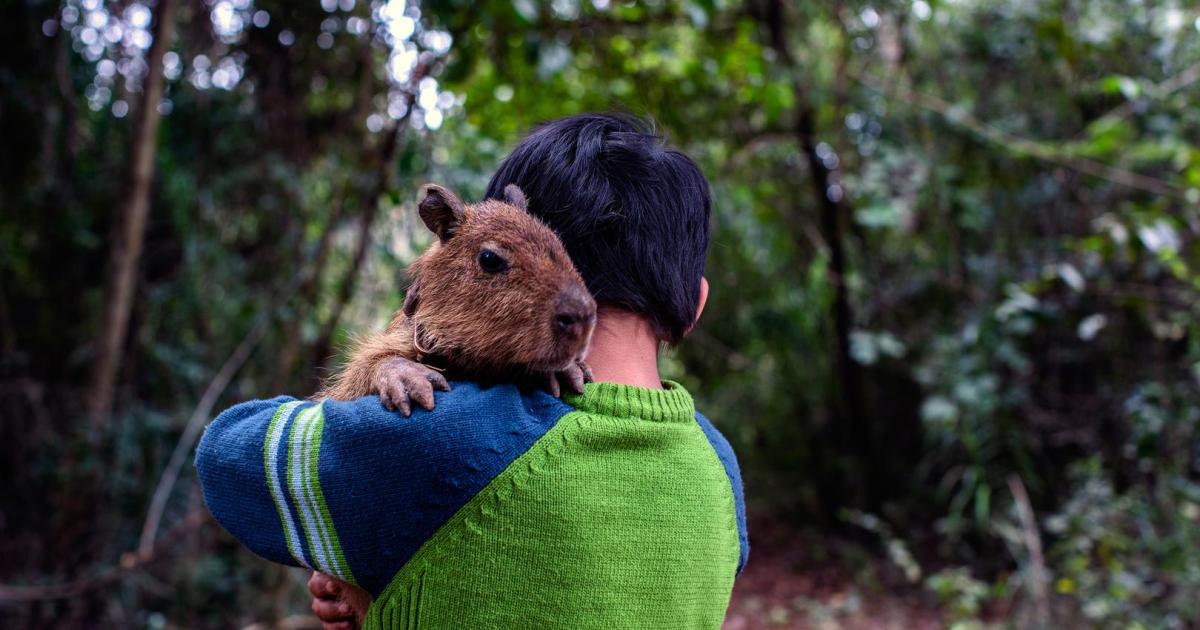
[547,359,592,397]
[545,372,562,398]
[372,356,450,416]
[576,359,594,384]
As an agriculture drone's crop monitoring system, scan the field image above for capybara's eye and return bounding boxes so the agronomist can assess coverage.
[478,249,509,273]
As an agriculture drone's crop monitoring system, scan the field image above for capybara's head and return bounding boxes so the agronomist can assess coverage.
[401,184,596,375]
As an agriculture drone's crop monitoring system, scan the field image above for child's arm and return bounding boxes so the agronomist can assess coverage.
[196,383,558,598]
[195,396,317,569]
[196,396,389,589]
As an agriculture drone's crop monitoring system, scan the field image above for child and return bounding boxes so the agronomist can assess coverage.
[196,114,747,629]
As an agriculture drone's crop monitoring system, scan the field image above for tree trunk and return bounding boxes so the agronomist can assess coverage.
[794,101,869,463]
[305,64,428,391]
[758,0,873,508]
[304,129,400,391]
[270,196,345,392]
[85,0,177,432]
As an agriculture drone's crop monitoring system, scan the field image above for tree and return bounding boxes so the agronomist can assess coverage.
[84,0,177,431]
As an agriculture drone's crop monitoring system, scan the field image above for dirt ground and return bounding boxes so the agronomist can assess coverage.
[723,515,946,630]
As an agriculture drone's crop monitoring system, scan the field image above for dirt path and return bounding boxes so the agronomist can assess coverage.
[723,515,945,630]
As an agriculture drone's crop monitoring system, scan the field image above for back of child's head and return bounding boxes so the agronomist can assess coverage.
[484,113,711,344]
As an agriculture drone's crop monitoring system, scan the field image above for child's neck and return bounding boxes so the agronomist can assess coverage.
[584,307,663,390]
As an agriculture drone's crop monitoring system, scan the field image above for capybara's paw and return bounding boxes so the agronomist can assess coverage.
[545,359,593,397]
[372,356,451,416]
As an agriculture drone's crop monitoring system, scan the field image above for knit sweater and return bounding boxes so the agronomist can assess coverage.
[195,380,748,629]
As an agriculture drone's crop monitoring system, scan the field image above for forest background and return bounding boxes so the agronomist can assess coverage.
[2,0,1199,628]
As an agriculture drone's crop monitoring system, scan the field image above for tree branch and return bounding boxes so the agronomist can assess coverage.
[1072,61,1200,140]
[1007,474,1050,627]
[860,75,1190,200]
[306,63,429,385]
[0,509,207,602]
[137,312,270,555]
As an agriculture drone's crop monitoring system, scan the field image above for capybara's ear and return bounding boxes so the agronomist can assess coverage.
[503,184,528,211]
[402,280,420,317]
[419,184,466,242]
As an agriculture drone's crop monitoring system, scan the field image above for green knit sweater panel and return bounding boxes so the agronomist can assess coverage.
[362,381,740,629]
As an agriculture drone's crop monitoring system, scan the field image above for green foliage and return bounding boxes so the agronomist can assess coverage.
[1045,380,1200,628]
[2,0,1199,627]
[925,567,995,624]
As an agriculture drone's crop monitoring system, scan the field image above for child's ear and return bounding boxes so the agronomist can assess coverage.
[683,276,709,336]
[419,184,466,242]
[502,184,528,211]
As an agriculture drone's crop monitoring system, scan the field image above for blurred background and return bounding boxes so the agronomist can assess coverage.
[2,0,1199,627]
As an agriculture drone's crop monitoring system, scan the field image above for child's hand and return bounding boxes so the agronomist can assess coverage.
[308,571,371,630]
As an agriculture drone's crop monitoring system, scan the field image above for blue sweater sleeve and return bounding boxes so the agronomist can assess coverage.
[695,412,750,575]
[195,395,305,569]
[195,384,571,596]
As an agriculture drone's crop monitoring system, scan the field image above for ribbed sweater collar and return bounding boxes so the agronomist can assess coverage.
[564,380,695,423]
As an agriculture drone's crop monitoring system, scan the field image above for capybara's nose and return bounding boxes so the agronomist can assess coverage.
[554,286,596,338]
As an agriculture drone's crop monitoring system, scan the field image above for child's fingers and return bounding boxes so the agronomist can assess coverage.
[311,597,353,621]
[307,571,340,598]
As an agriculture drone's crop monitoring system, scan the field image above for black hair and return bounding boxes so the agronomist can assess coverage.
[484,113,711,344]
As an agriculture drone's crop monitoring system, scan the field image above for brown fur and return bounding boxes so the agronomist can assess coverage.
[318,184,595,406]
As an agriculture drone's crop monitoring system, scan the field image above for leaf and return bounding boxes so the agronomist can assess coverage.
[1058,263,1086,292]
[1077,314,1107,341]
[855,202,903,229]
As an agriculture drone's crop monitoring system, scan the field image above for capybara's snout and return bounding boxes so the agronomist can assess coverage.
[553,284,597,345]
